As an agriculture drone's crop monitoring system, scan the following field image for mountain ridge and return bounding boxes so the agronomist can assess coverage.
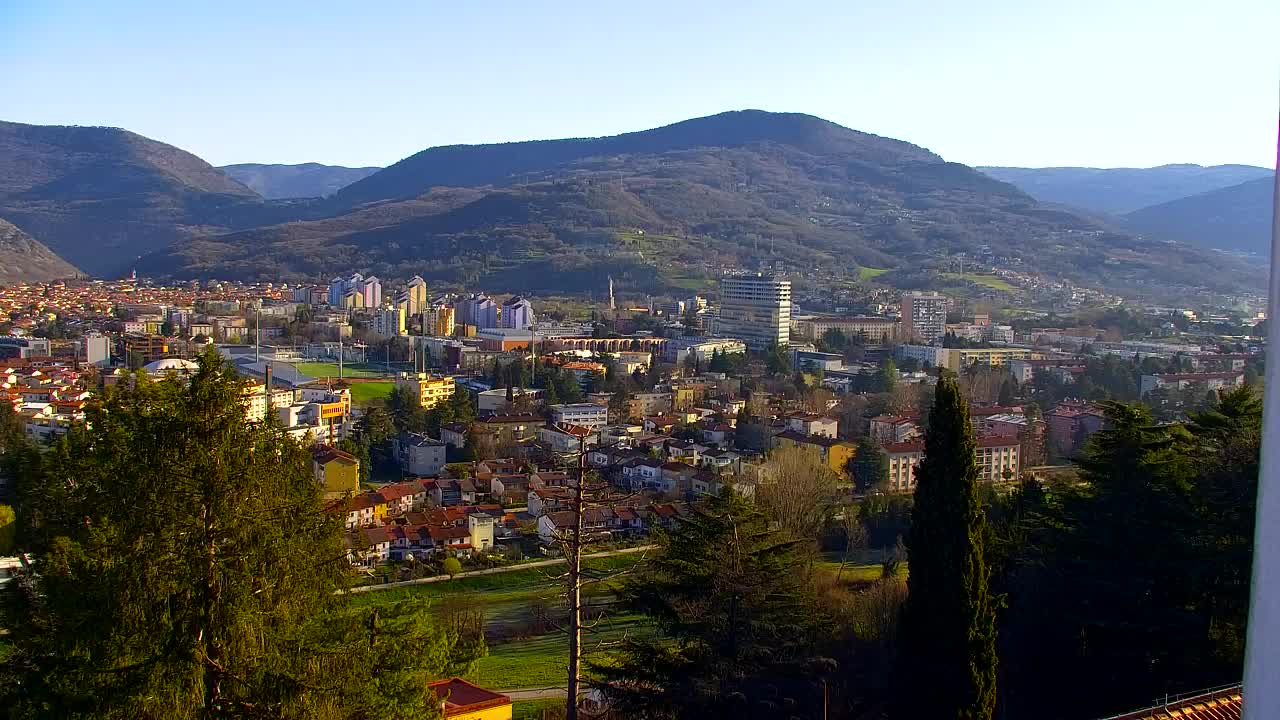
[219,162,380,199]
[0,217,81,284]
[1124,176,1275,255]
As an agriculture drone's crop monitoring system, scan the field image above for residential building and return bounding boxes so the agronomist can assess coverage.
[372,305,405,337]
[459,294,498,330]
[405,275,428,315]
[477,387,543,412]
[0,336,51,359]
[1008,358,1087,385]
[1045,400,1108,457]
[424,302,456,336]
[930,347,1037,372]
[666,337,747,365]
[426,679,512,720]
[900,292,947,344]
[538,424,598,453]
[117,334,169,365]
[785,413,838,439]
[883,435,1020,492]
[718,274,791,350]
[1139,371,1245,397]
[771,431,856,476]
[793,315,897,343]
[394,432,448,476]
[549,403,609,431]
[870,415,921,443]
[627,392,673,418]
[477,327,534,351]
[474,413,542,449]
[500,296,533,329]
[793,349,844,372]
[312,446,360,498]
[395,372,455,409]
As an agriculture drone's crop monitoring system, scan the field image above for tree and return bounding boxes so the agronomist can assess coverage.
[998,377,1016,406]
[591,490,831,718]
[387,383,428,434]
[0,348,484,718]
[756,446,839,541]
[848,435,889,492]
[442,557,463,578]
[763,342,790,376]
[877,358,898,394]
[0,503,14,555]
[338,438,372,484]
[894,374,997,719]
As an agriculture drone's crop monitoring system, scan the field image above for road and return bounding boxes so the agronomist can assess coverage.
[345,544,656,594]
[502,687,568,701]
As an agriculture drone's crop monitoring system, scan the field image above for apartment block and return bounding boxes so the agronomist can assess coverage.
[718,275,791,351]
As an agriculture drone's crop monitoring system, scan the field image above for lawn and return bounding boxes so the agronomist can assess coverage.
[858,266,890,281]
[940,273,1016,292]
[294,362,389,379]
[347,381,394,407]
[472,614,655,691]
[513,698,564,720]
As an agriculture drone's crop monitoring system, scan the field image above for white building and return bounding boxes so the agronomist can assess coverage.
[372,305,406,337]
[901,292,947,344]
[549,403,609,431]
[718,275,791,351]
[83,334,111,366]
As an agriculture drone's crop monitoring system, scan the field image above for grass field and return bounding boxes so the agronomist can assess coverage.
[858,267,890,281]
[294,362,389,379]
[357,554,649,690]
[941,273,1016,292]
[513,698,563,719]
[347,381,394,406]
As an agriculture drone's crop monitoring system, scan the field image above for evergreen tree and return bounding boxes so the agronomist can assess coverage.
[895,374,997,719]
[877,358,899,394]
[847,435,890,491]
[0,348,483,718]
[763,342,790,376]
[998,377,1016,406]
[592,490,830,718]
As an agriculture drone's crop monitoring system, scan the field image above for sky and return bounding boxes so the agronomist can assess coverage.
[2,0,1277,169]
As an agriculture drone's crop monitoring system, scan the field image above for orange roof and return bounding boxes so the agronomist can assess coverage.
[1103,685,1240,720]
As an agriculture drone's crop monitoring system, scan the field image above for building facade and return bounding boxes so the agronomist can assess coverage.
[500,296,533,330]
[395,372,456,409]
[549,403,610,431]
[718,275,791,351]
[793,315,897,343]
[900,292,947,344]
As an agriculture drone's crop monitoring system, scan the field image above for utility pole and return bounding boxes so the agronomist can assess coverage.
[565,429,585,720]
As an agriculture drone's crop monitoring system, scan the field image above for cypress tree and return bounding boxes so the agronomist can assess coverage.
[895,373,997,719]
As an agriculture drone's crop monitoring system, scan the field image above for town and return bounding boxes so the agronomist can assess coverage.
[0,270,1265,719]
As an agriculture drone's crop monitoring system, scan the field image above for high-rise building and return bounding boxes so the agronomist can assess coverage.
[424,303,455,337]
[459,294,498,330]
[328,273,380,309]
[361,276,382,309]
[501,296,533,330]
[372,305,406,337]
[83,333,111,367]
[406,275,428,315]
[900,292,947,344]
[718,274,791,351]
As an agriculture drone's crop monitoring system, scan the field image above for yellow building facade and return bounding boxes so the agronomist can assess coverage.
[933,347,1038,372]
[312,446,360,498]
[395,372,456,409]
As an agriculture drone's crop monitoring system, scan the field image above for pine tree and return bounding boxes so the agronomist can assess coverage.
[0,348,483,718]
[592,490,831,718]
[895,374,997,719]
[848,435,889,491]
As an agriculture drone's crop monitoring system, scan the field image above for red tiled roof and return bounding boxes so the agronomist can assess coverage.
[1102,686,1241,720]
[883,440,925,455]
[427,678,511,717]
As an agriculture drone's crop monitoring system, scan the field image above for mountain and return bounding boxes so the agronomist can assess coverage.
[0,121,303,277]
[139,111,1265,295]
[0,218,80,283]
[219,163,380,199]
[979,164,1273,215]
[1124,176,1274,255]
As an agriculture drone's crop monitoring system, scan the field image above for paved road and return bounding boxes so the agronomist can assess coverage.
[346,544,655,594]
[501,687,568,701]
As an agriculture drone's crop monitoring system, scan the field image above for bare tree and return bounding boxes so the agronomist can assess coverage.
[754,445,839,541]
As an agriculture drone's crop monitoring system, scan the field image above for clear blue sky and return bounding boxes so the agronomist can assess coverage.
[2,0,1277,169]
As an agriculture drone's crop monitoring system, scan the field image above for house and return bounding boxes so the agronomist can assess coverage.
[785,413,839,439]
[771,430,856,476]
[312,445,360,498]
[435,478,478,506]
[333,493,387,529]
[474,413,542,449]
[665,439,707,465]
[699,449,742,472]
[394,432,448,476]
[375,480,432,515]
[1139,371,1244,397]
[869,415,920,443]
[620,457,666,491]
[548,403,609,431]
[439,423,468,449]
[528,485,573,516]
[538,424,598,453]
[427,678,512,720]
[345,526,392,566]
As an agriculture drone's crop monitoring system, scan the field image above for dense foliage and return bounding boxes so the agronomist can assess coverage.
[0,350,483,718]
